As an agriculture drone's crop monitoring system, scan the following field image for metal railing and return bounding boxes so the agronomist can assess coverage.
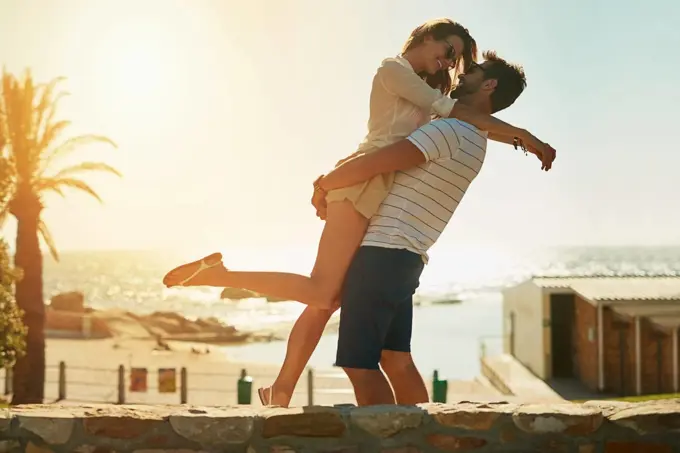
[1,362,450,405]
[478,335,506,359]
[1,363,354,406]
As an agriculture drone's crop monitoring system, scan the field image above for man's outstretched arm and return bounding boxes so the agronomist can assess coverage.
[316,140,426,192]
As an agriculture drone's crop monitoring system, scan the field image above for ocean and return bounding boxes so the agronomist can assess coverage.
[43,245,680,380]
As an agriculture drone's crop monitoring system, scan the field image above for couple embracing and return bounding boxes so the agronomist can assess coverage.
[163,18,556,407]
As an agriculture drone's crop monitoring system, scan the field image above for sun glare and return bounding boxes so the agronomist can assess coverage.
[94,19,170,103]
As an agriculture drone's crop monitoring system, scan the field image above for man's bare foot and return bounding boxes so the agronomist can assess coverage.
[163,253,223,287]
[258,386,291,408]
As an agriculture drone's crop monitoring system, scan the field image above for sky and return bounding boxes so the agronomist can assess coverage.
[1,0,679,261]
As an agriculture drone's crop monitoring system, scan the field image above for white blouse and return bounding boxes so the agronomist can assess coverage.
[355,55,456,154]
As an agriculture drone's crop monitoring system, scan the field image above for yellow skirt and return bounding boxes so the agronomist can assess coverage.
[325,172,394,219]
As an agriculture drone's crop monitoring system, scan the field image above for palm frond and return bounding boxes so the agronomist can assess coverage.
[37,181,65,199]
[2,71,40,178]
[35,177,103,203]
[35,119,70,158]
[50,162,122,180]
[0,205,9,228]
[33,77,66,138]
[38,219,59,261]
[41,135,117,172]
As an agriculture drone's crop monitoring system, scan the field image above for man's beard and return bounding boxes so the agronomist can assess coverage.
[449,83,473,99]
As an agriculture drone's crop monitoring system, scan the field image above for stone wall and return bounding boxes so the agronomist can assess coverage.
[1,400,680,453]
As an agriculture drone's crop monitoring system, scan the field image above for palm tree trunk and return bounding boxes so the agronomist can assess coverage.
[11,213,45,404]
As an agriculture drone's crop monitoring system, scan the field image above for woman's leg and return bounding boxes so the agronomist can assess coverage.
[165,200,369,309]
[262,305,335,406]
[257,201,369,406]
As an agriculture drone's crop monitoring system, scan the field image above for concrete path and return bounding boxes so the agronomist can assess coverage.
[481,354,564,402]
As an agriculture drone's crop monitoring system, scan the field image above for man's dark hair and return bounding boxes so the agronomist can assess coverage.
[482,50,527,113]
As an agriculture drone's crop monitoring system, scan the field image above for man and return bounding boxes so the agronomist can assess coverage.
[312,51,555,406]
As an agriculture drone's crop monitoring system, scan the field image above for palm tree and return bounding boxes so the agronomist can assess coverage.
[0,69,120,404]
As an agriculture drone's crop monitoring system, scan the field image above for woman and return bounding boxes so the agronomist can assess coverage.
[163,18,549,406]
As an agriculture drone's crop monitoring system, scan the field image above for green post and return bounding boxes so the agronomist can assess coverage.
[237,368,253,404]
[432,369,447,403]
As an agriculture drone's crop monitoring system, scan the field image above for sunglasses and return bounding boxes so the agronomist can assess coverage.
[441,41,457,61]
[466,62,485,74]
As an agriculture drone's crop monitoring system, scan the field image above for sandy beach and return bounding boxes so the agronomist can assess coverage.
[28,338,354,407]
[0,336,506,407]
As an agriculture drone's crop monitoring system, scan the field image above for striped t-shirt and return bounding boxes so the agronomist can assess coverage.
[361,118,488,262]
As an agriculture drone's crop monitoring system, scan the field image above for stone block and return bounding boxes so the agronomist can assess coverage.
[25,442,54,453]
[604,442,673,453]
[269,446,297,453]
[16,410,75,445]
[262,407,346,438]
[512,403,603,436]
[350,405,424,438]
[380,447,422,453]
[605,400,680,435]
[425,434,487,452]
[169,406,255,447]
[80,405,168,440]
[425,402,516,431]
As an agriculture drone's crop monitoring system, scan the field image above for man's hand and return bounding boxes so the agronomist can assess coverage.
[311,176,328,220]
[541,144,556,170]
[520,132,556,171]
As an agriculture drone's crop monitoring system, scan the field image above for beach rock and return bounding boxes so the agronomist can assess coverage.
[46,309,112,337]
[141,311,201,335]
[50,291,85,312]
[219,287,288,302]
[221,287,260,300]
[265,296,288,303]
[45,298,250,344]
[194,317,230,332]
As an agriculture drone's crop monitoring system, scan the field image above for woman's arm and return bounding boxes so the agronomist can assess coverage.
[448,102,528,140]
[448,103,551,162]
[379,60,455,117]
[487,132,516,145]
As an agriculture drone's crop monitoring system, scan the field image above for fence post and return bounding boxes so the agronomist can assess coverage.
[432,369,448,403]
[4,367,12,395]
[117,365,125,404]
[58,361,66,401]
[237,369,252,405]
[180,367,188,404]
[307,368,314,406]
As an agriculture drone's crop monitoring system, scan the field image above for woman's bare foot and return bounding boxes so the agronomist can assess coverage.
[163,253,223,287]
[258,386,292,408]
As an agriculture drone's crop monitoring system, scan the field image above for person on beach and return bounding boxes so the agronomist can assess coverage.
[312,51,549,405]
[163,19,555,407]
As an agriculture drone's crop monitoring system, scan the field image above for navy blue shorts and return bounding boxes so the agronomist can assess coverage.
[335,246,424,370]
